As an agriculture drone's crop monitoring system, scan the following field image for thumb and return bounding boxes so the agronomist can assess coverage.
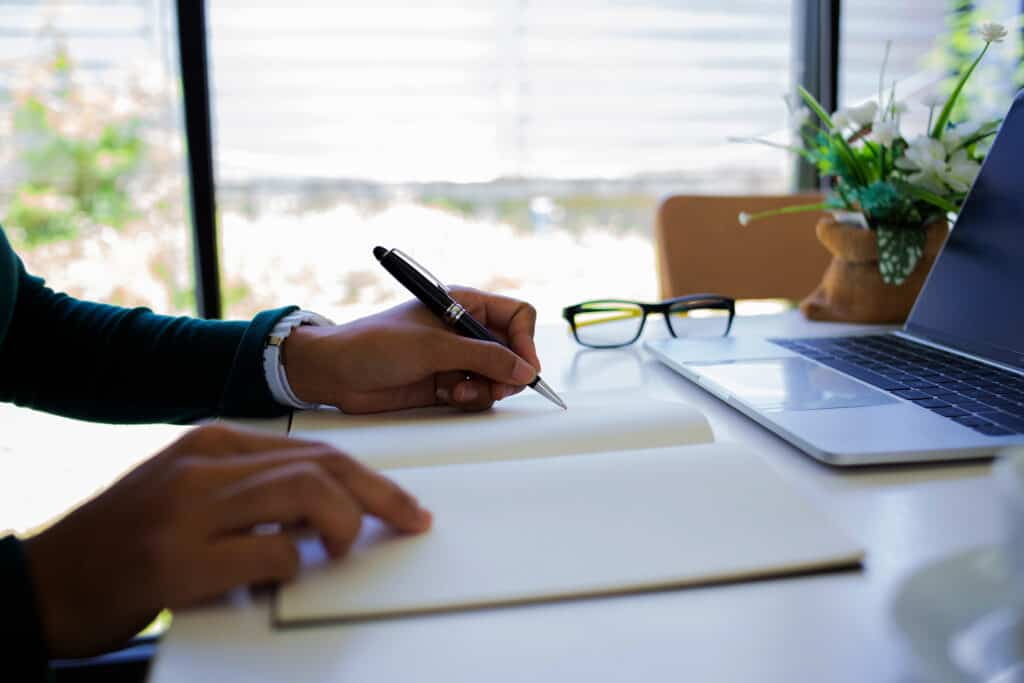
[438,337,538,386]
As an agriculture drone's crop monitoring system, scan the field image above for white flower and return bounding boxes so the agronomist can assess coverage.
[942,121,980,153]
[870,120,901,146]
[921,91,946,108]
[896,134,981,194]
[896,135,950,194]
[738,212,751,227]
[830,110,850,130]
[890,101,909,117]
[944,149,981,192]
[979,21,1008,43]
[847,101,879,127]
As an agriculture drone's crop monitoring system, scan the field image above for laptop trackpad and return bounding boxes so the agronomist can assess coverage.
[694,357,897,411]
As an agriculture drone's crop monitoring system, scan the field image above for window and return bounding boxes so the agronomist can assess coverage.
[0,0,189,532]
[1,0,191,314]
[206,1,799,323]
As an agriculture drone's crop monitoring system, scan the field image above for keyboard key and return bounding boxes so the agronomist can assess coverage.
[916,398,953,409]
[976,411,1024,433]
[905,380,944,392]
[948,399,988,412]
[892,389,931,401]
[931,406,969,417]
[980,398,1024,414]
[973,422,1015,436]
[953,415,992,428]
[929,391,960,401]
[815,359,910,391]
[915,372,944,380]
[956,388,994,399]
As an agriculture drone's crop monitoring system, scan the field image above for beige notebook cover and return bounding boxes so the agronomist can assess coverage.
[290,390,714,470]
[275,442,863,626]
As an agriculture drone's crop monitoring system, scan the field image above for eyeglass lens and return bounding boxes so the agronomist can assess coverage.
[666,302,732,338]
[571,301,645,347]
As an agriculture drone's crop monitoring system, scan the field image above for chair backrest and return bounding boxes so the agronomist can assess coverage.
[655,194,831,301]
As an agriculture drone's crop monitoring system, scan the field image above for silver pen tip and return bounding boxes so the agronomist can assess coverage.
[532,377,567,410]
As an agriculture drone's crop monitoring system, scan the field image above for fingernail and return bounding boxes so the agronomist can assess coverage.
[455,383,478,402]
[435,387,450,402]
[512,359,536,385]
[417,506,433,528]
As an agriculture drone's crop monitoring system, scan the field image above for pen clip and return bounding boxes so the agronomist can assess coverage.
[392,249,450,293]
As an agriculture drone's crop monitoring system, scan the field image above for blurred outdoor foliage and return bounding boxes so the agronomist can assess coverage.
[1,30,185,243]
[939,0,1024,121]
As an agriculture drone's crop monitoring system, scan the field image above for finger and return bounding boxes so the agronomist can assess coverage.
[172,423,323,459]
[428,335,537,388]
[492,382,517,401]
[450,287,541,371]
[434,372,498,410]
[201,449,430,534]
[452,378,497,411]
[179,533,300,605]
[208,461,365,557]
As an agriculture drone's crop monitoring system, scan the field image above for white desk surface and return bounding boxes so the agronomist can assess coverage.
[151,312,1002,682]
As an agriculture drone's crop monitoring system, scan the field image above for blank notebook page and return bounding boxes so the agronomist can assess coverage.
[289,390,713,470]
[275,442,863,626]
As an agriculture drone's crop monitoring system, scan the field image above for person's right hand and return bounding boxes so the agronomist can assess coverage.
[23,423,431,659]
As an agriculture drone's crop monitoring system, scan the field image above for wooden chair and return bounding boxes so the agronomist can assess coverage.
[655,194,830,302]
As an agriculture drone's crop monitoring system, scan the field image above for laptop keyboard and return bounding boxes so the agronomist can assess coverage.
[770,334,1024,436]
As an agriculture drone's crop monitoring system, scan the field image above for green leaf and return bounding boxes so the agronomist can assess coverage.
[854,181,917,227]
[797,88,872,186]
[876,226,927,285]
[891,180,959,214]
[797,85,835,130]
[740,202,832,225]
[931,42,990,139]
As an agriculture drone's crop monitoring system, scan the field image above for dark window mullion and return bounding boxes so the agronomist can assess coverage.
[176,0,222,319]
[795,0,841,191]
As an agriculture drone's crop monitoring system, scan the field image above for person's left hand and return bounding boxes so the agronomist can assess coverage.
[281,287,542,413]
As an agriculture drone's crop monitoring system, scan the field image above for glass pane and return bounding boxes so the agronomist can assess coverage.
[207,1,797,324]
[1,0,191,314]
[572,301,644,347]
[0,2,190,538]
[840,1,1020,127]
[666,302,731,338]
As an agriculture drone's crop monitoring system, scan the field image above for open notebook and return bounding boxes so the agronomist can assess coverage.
[278,391,863,626]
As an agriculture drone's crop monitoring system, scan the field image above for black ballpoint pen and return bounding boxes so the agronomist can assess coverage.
[373,246,567,410]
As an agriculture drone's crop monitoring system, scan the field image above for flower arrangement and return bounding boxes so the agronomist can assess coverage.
[736,21,1008,285]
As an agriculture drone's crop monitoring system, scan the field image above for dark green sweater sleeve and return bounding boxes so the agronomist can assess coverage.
[0,229,302,676]
[0,237,296,423]
[0,536,48,681]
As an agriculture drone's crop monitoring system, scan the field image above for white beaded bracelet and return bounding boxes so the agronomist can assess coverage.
[262,310,333,410]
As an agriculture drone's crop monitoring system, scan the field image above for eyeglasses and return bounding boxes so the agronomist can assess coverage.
[562,294,735,348]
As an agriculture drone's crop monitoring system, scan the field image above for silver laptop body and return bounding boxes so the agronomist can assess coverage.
[646,92,1024,466]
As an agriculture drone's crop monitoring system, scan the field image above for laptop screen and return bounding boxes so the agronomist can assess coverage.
[905,91,1024,372]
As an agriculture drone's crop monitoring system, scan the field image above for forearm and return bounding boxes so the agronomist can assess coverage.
[0,262,295,423]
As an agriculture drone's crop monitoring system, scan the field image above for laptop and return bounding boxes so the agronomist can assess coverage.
[646,91,1024,466]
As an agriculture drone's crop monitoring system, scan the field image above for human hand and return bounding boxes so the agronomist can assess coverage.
[23,423,430,658]
[282,287,542,413]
